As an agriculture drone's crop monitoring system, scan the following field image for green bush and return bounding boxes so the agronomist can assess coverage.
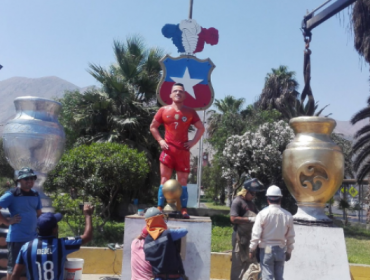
[45,142,150,223]
[51,193,103,235]
[58,220,124,247]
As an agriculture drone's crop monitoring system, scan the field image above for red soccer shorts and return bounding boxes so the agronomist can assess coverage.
[159,145,190,173]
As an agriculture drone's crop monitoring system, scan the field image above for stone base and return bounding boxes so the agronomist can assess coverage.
[284,225,351,280]
[121,215,212,280]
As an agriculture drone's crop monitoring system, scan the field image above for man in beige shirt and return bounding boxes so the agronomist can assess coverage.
[249,185,295,280]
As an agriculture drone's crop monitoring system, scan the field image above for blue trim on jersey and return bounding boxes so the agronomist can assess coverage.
[16,236,82,280]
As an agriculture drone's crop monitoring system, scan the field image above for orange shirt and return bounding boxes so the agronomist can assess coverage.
[154,105,200,150]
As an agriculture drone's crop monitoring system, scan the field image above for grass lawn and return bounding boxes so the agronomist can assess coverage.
[205,203,230,211]
[210,214,233,252]
[343,225,370,265]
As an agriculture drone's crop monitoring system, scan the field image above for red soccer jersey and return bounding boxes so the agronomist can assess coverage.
[154,105,201,150]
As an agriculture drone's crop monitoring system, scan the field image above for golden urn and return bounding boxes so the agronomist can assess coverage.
[282,117,344,223]
[162,179,183,212]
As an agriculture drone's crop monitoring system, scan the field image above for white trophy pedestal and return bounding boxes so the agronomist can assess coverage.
[121,215,212,280]
[293,203,332,224]
[284,225,351,280]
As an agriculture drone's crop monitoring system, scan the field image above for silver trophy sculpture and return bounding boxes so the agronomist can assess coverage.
[2,96,66,212]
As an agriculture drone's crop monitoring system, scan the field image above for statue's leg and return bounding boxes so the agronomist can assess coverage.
[173,149,191,218]
[158,160,173,210]
[177,171,190,218]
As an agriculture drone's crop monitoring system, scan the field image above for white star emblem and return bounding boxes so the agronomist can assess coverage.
[170,67,203,99]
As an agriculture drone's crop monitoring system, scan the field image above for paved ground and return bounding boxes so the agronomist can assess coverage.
[81,276,224,280]
[82,275,120,280]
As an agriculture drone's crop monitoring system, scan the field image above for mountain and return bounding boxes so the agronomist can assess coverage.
[334,119,368,140]
[0,76,92,132]
[0,76,367,141]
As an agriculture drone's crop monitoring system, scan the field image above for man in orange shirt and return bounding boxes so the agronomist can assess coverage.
[150,83,205,218]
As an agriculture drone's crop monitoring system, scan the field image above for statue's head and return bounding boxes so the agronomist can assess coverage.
[170,83,186,103]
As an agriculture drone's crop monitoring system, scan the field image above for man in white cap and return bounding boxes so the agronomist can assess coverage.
[249,185,295,280]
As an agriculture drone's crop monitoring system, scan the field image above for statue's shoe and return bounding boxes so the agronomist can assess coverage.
[182,213,190,219]
[181,209,190,219]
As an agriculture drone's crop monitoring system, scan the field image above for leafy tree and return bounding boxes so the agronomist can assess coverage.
[207,112,246,156]
[207,95,245,138]
[44,143,150,224]
[0,138,15,184]
[206,99,282,206]
[222,120,296,212]
[202,157,226,205]
[51,193,103,234]
[188,155,198,184]
[331,133,354,178]
[207,95,282,155]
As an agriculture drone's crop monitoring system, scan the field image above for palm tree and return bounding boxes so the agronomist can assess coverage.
[89,36,164,103]
[207,95,245,137]
[58,36,165,190]
[350,1,370,183]
[351,97,370,183]
[67,36,165,146]
[256,65,329,119]
[352,0,370,65]
[256,65,300,119]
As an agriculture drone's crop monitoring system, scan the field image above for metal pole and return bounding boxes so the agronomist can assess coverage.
[196,110,205,208]
[196,144,201,207]
[189,0,194,19]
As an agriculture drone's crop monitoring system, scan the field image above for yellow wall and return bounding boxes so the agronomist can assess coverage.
[350,265,370,280]
[70,247,370,280]
[68,247,122,275]
[210,252,231,279]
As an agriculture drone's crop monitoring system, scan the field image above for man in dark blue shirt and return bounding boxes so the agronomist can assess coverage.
[0,168,42,279]
[143,207,188,280]
[10,204,93,280]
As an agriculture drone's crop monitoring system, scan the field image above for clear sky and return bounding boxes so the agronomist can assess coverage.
[1,0,368,121]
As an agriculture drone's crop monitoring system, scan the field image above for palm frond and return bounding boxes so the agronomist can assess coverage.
[352,134,370,154]
[356,160,370,183]
[354,123,370,139]
[351,106,370,124]
[353,148,370,171]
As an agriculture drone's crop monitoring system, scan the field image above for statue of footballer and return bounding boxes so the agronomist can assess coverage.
[150,83,205,218]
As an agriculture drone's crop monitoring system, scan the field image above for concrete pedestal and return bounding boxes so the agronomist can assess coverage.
[121,215,212,280]
[284,225,351,280]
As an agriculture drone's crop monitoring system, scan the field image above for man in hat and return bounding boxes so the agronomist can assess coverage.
[249,185,295,280]
[10,204,94,280]
[150,83,205,219]
[0,167,42,279]
[143,207,188,280]
[229,178,263,280]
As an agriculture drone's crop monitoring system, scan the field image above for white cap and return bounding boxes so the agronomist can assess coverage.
[266,185,283,197]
